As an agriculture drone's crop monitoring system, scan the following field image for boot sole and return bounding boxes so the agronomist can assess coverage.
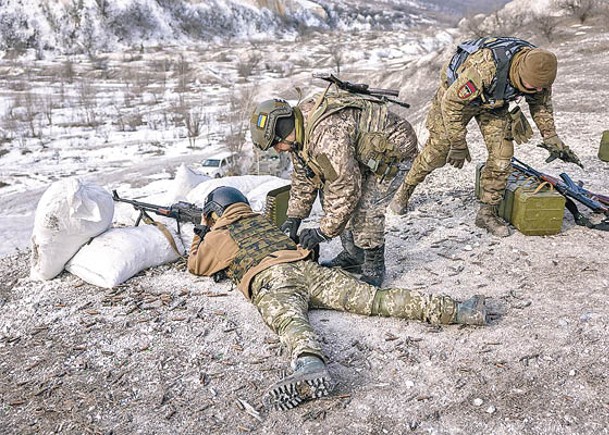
[264,369,334,411]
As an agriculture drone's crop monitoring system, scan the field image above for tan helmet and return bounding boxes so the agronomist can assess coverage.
[249,99,294,151]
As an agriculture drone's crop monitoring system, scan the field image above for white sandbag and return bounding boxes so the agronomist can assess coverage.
[168,163,211,202]
[66,224,184,288]
[247,178,291,212]
[30,178,114,280]
[186,175,281,207]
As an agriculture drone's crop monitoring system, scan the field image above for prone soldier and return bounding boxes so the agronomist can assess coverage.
[187,186,489,410]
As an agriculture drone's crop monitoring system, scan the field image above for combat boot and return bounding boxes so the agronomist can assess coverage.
[320,230,364,273]
[264,355,334,411]
[389,183,417,215]
[475,204,511,237]
[361,245,386,287]
[455,295,487,326]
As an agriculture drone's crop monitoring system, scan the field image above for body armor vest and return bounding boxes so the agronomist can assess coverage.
[446,37,535,107]
[296,92,404,183]
[225,214,297,284]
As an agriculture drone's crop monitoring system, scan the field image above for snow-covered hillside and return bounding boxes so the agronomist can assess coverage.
[0,0,510,55]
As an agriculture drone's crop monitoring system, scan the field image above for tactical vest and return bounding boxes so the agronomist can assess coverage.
[446,37,535,107]
[225,214,297,284]
[296,92,405,185]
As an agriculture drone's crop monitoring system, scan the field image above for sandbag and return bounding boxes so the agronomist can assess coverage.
[186,175,280,207]
[66,224,184,288]
[30,178,114,280]
[168,163,211,202]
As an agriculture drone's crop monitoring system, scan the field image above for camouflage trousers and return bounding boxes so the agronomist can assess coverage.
[250,261,458,363]
[349,114,418,249]
[404,86,514,205]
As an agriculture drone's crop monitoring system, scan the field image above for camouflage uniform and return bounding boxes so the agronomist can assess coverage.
[289,94,418,249]
[251,261,457,360]
[188,203,460,365]
[405,40,557,206]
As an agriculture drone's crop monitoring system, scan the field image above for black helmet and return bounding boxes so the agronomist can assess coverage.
[203,186,249,219]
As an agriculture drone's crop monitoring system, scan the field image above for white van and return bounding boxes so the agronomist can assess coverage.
[199,151,236,178]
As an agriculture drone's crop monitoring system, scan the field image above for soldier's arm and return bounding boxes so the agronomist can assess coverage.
[286,155,318,219]
[441,51,495,147]
[313,117,362,238]
[525,88,557,139]
[187,229,236,276]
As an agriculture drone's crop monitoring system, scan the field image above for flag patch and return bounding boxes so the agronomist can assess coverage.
[457,81,477,100]
[257,114,268,129]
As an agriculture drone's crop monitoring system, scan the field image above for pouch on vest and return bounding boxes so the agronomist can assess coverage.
[357,132,401,180]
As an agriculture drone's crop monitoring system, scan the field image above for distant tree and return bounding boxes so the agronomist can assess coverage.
[556,0,600,23]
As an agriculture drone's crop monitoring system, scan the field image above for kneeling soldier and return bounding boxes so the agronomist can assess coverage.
[188,186,488,410]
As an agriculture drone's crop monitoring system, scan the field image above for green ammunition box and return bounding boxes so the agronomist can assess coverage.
[599,130,609,162]
[510,180,565,235]
[475,163,565,236]
[264,184,291,227]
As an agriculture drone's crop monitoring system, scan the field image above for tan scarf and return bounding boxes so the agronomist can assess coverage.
[509,48,536,94]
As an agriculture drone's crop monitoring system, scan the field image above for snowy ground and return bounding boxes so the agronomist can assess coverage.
[1,13,609,435]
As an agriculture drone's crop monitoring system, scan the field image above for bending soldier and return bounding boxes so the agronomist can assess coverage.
[187,186,488,410]
[249,88,418,286]
[390,37,582,237]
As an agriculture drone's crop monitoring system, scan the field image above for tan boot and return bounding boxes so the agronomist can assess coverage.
[475,204,511,237]
[389,183,416,215]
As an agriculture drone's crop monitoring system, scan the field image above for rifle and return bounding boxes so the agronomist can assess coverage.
[112,190,204,235]
[511,157,609,230]
[313,73,410,109]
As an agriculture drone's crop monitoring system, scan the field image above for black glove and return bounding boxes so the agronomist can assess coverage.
[299,227,330,250]
[538,135,583,168]
[194,224,209,239]
[280,217,302,242]
[213,269,228,283]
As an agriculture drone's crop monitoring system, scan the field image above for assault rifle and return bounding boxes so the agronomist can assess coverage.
[112,190,204,235]
[511,157,609,230]
[313,73,410,109]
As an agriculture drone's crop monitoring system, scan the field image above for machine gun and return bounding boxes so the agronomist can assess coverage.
[112,190,204,235]
[313,73,410,108]
[511,158,609,230]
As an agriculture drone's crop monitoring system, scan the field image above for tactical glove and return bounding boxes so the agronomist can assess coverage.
[538,135,583,168]
[446,142,471,169]
[280,217,302,242]
[299,227,331,250]
[510,107,533,145]
[193,224,210,239]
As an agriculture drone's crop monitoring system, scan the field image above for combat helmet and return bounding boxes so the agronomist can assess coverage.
[250,99,294,151]
[203,186,249,219]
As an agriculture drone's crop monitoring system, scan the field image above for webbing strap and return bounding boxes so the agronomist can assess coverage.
[139,210,185,258]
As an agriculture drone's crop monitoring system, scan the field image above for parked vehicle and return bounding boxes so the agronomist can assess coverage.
[200,151,236,178]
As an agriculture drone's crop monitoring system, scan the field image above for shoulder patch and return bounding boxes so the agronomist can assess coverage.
[457,81,478,100]
[315,153,339,183]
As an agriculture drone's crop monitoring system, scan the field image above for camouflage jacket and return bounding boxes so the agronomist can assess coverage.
[440,48,557,148]
[287,92,418,238]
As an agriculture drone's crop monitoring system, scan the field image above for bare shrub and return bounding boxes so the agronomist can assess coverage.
[532,14,560,42]
[224,86,256,174]
[236,54,260,80]
[78,79,98,126]
[556,0,600,23]
[328,44,344,75]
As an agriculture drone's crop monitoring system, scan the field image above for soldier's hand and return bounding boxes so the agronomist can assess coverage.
[280,217,302,242]
[193,224,209,239]
[538,136,583,168]
[299,227,330,250]
[446,144,471,169]
[510,107,533,145]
